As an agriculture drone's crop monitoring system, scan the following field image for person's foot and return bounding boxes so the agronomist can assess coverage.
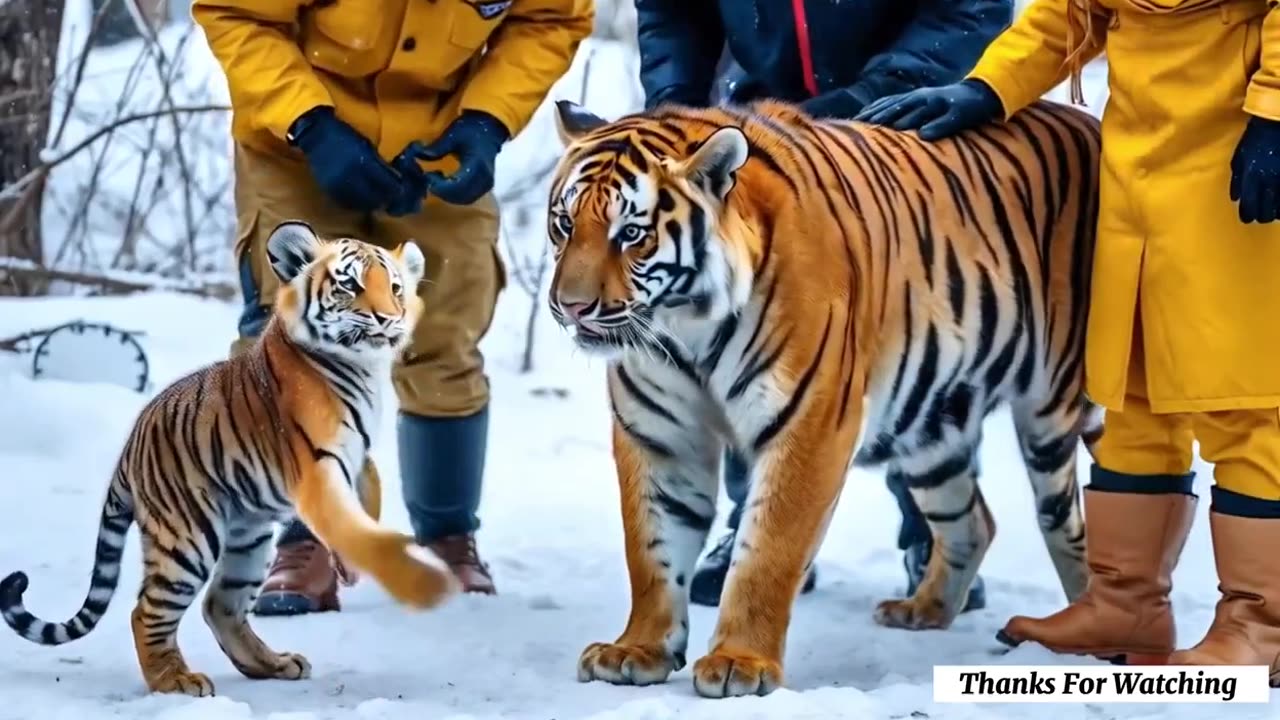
[252,540,341,616]
[423,533,496,595]
[904,540,986,612]
[689,528,817,607]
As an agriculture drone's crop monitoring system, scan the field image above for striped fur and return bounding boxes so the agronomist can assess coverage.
[0,222,457,696]
[549,98,1102,697]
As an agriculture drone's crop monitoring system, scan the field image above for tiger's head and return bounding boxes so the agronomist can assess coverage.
[546,100,755,359]
[265,221,426,361]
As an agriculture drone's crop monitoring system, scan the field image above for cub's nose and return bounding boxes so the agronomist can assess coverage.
[559,301,594,321]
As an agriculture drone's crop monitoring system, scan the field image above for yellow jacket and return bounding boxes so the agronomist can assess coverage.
[966,0,1280,413]
[193,0,594,160]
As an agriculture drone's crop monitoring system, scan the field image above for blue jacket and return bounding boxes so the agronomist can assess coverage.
[636,0,1013,115]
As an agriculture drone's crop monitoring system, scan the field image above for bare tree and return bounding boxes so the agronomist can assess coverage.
[0,0,66,295]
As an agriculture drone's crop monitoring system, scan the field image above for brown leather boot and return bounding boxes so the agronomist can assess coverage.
[997,487,1196,664]
[1168,511,1280,684]
[423,533,496,595]
[252,540,341,616]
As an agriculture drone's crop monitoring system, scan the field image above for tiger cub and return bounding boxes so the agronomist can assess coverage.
[0,221,457,696]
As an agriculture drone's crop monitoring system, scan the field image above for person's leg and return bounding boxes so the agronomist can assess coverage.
[378,194,503,594]
[998,330,1197,663]
[1168,408,1280,678]
[225,145,375,617]
[689,450,816,607]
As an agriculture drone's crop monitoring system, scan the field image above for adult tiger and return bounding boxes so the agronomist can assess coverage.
[548,98,1103,698]
[0,222,457,696]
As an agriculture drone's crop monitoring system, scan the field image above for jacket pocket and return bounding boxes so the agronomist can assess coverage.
[302,0,397,77]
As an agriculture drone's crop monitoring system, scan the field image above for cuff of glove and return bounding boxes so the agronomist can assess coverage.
[962,71,1021,121]
[286,105,337,149]
[455,109,512,146]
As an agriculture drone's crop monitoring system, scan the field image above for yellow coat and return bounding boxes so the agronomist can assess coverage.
[192,0,593,162]
[968,0,1280,414]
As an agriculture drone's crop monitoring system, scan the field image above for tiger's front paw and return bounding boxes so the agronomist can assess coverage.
[577,641,684,686]
[873,595,953,630]
[692,649,782,698]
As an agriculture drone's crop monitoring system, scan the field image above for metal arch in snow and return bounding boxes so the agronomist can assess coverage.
[30,320,150,393]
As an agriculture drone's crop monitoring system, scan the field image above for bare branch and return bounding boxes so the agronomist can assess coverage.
[0,258,237,300]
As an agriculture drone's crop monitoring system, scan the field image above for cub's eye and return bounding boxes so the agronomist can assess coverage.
[555,214,573,236]
[620,224,644,242]
[391,281,403,296]
[338,276,361,294]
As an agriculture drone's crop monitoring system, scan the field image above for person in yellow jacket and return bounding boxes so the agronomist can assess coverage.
[856,0,1280,676]
[192,0,593,613]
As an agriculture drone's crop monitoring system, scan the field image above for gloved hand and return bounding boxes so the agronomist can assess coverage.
[854,79,1004,141]
[391,111,509,208]
[800,87,866,120]
[1230,115,1280,224]
[287,106,401,213]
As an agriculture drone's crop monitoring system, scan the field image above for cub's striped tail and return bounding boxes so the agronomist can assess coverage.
[0,478,133,645]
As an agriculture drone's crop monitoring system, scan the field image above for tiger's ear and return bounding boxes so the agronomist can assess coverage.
[266,221,322,284]
[394,240,426,284]
[680,126,749,201]
[555,99,607,145]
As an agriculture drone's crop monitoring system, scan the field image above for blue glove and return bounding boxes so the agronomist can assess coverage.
[1230,116,1280,224]
[800,87,867,120]
[391,111,509,209]
[854,80,1003,141]
[286,106,401,213]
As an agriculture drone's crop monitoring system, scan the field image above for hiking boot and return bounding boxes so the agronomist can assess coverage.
[688,528,816,607]
[252,539,341,616]
[1168,502,1280,685]
[424,533,496,595]
[997,473,1197,664]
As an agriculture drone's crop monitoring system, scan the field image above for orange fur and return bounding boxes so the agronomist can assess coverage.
[549,98,1102,697]
[0,223,455,696]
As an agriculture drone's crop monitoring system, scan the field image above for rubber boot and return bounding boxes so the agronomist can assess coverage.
[997,467,1197,664]
[1168,489,1280,685]
[398,406,496,594]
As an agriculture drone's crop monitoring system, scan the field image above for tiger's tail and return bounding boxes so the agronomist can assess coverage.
[290,459,459,610]
[0,470,134,646]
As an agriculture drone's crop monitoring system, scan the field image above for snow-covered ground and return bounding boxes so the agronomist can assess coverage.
[0,287,1274,720]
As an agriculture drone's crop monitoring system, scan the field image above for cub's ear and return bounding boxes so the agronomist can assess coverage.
[266,221,322,284]
[679,126,749,201]
[394,240,426,285]
[554,99,607,145]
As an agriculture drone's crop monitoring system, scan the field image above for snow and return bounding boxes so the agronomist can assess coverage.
[0,287,1275,720]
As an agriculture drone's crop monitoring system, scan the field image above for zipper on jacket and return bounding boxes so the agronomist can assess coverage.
[789,0,819,97]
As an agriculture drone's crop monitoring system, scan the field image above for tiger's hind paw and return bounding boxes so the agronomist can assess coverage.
[236,651,312,681]
[577,641,682,686]
[873,595,955,630]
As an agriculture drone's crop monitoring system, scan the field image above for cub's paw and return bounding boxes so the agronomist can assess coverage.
[692,649,782,698]
[577,641,683,686]
[873,595,953,630]
[150,670,215,697]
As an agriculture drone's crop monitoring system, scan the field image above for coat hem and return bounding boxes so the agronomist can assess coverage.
[1093,393,1280,415]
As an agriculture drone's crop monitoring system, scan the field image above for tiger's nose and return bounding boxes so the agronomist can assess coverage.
[559,301,593,320]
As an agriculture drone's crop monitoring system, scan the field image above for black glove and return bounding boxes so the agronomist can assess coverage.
[1230,115,1280,224]
[854,79,1004,141]
[391,111,509,208]
[287,106,401,213]
[800,87,866,120]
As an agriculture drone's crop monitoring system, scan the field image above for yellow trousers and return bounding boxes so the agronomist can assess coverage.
[1095,321,1280,500]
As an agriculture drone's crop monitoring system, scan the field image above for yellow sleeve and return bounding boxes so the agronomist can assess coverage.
[460,0,595,138]
[192,0,332,141]
[965,0,1108,118]
[1245,1,1280,121]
